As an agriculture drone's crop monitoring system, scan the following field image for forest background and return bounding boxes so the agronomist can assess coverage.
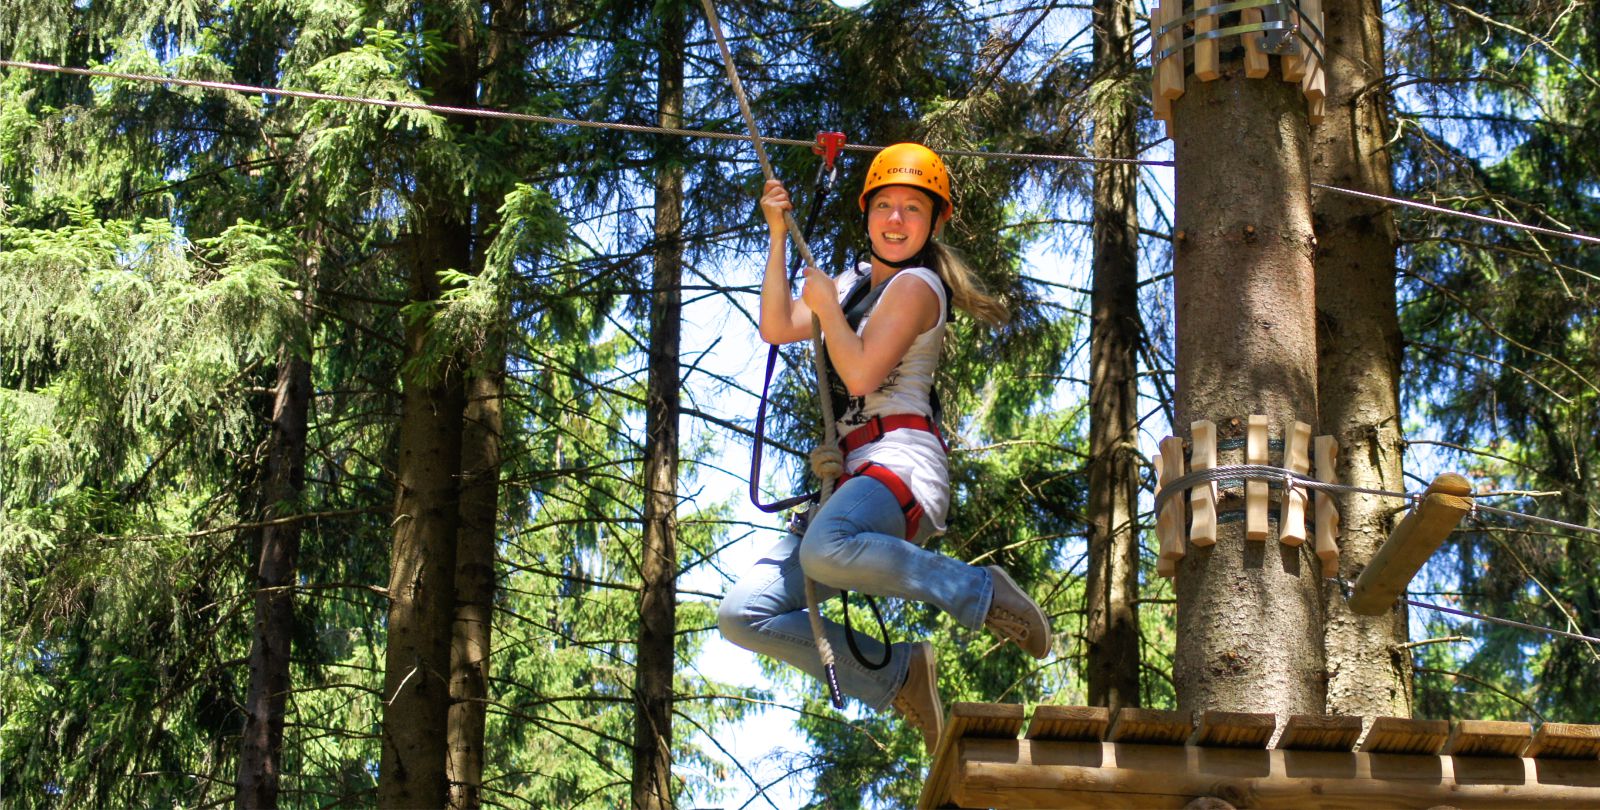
[1,0,1596,807]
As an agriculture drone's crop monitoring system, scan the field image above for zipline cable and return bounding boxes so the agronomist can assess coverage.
[693,0,851,709]
[0,60,1165,166]
[1405,599,1600,645]
[13,58,1600,248]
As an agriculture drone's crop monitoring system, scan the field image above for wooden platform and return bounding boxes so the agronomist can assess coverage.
[919,703,1600,809]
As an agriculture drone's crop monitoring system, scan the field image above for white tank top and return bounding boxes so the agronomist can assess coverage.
[828,263,950,534]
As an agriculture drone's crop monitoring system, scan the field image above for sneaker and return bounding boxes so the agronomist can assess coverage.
[984,566,1051,659]
[891,641,944,752]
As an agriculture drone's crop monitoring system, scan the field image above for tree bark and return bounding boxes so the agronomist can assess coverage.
[447,0,523,804]
[378,11,476,807]
[630,7,684,807]
[236,240,317,809]
[1309,0,1413,718]
[1084,0,1143,712]
[1171,55,1325,716]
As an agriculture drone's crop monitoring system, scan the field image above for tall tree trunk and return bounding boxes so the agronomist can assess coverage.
[631,6,684,807]
[1309,0,1412,718]
[1171,53,1325,715]
[236,238,318,809]
[447,0,523,804]
[1084,0,1143,711]
[378,11,476,807]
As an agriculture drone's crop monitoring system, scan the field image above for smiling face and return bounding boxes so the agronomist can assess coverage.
[866,185,939,264]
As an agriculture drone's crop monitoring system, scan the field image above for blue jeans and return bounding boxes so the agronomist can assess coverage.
[718,475,994,711]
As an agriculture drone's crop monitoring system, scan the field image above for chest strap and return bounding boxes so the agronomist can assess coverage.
[837,461,924,541]
[839,413,947,455]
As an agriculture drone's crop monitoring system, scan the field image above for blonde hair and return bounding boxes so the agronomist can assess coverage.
[926,240,1008,327]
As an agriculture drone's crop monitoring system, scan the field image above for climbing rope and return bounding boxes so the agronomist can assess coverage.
[695,0,853,708]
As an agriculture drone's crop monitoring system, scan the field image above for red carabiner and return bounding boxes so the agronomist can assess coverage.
[812,131,847,172]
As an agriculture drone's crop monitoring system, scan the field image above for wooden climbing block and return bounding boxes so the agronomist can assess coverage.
[1194,7,1219,82]
[919,702,1024,809]
[1106,707,1192,745]
[1246,415,1270,540]
[1301,0,1326,112]
[1154,0,1184,101]
[1314,434,1341,577]
[1348,473,1474,615]
[1359,716,1450,755]
[1445,720,1532,757]
[1159,436,1186,561]
[1025,706,1110,742]
[1280,5,1307,83]
[1276,714,1363,751]
[1241,7,1271,78]
[1524,722,1600,759]
[1281,421,1311,546]
[1189,420,1218,547]
[1189,710,1275,748]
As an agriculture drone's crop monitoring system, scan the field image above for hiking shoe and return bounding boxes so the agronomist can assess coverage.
[891,641,944,753]
[984,566,1051,659]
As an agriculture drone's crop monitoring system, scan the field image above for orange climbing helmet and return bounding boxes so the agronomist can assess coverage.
[858,142,953,219]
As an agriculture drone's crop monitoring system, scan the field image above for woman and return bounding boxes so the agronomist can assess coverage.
[718,143,1052,752]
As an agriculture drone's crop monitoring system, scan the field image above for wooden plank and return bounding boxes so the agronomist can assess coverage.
[1281,420,1311,546]
[1240,7,1271,78]
[1276,714,1363,751]
[1159,436,1186,561]
[918,702,1024,809]
[1359,716,1450,754]
[1445,719,1532,757]
[1313,435,1341,577]
[1347,473,1474,615]
[1026,706,1110,742]
[948,738,1600,809]
[1189,420,1218,547]
[1246,415,1270,540]
[1189,710,1275,748]
[1106,707,1192,745]
[1525,723,1600,760]
[1155,443,1177,579]
[1193,6,1219,81]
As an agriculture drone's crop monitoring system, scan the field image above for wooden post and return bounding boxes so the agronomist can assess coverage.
[1300,0,1326,124]
[1159,436,1187,563]
[1194,5,1219,82]
[1240,7,1271,78]
[1347,473,1474,616]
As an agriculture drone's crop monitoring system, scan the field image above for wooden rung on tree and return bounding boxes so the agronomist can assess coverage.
[1159,436,1187,563]
[1281,420,1312,546]
[1189,420,1218,546]
[1149,0,1327,134]
[1246,415,1270,540]
[1347,473,1474,615]
[1313,434,1341,577]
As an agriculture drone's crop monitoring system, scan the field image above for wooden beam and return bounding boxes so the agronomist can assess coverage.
[1525,723,1600,759]
[1445,720,1532,757]
[1277,715,1362,751]
[1107,707,1192,745]
[1347,473,1474,615]
[1359,716,1449,755]
[919,702,1024,809]
[1189,710,1275,748]
[948,738,1600,810]
[1313,435,1340,577]
[1026,706,1109,742]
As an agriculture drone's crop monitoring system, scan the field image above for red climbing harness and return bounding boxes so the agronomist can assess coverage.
[840,413,947,455]
[836,461,925,541]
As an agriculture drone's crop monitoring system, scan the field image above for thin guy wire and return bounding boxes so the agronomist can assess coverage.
[1405,599,1600,645]
[1313,182,1600,247]
[13,60,1600,246]
[0,59,1166,167]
